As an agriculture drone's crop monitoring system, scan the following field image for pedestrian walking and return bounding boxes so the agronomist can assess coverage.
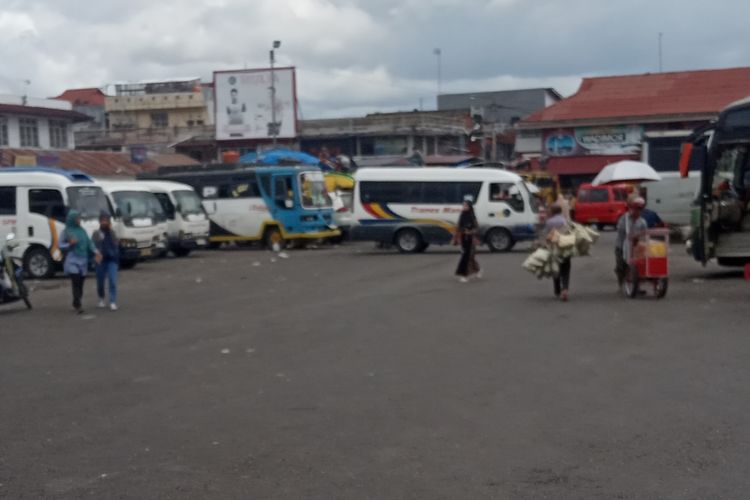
[453,197,481,283]
[59,210,101,314]
[544,204,573,301]
[92,211,120,311]
[615,196,648,288]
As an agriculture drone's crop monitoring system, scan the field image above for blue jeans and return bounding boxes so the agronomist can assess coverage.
[96,261,118,304]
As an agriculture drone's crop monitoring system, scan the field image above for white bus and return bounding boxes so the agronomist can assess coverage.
[97,180,169,268]
[0,167,110,279]
[351,167,539,252]
[137,180,210,256]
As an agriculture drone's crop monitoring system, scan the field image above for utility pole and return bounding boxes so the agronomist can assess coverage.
[658,32,663,72]
[269,40,281,148]
[433,48,442,100]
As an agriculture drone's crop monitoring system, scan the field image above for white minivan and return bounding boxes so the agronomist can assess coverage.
[0,167,110,279]
[138,180,210,256]
[97,180,169,268]
[351,167,539,252]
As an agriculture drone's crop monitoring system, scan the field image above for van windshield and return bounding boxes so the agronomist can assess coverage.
[299,172,332,209]
[112,191,155,218]
[174,190,204,215]
[66,186,110,219]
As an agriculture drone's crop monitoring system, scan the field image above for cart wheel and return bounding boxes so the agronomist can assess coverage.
[622,266,640,298]
[655,278,668,299]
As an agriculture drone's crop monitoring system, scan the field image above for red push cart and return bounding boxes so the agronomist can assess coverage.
[623,228,669,299]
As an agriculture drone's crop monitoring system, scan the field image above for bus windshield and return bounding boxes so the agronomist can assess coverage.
[299,172,332,209]
[714,144,749,190]
[113,191,155,218]
[66,186,110,219]
[174,190,204,215]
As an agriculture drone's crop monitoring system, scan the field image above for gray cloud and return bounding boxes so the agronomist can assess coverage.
[1,0,749,118]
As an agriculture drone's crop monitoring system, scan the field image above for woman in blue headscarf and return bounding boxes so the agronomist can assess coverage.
[59,210,101,313]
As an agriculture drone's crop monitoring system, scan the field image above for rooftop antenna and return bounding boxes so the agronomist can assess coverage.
[658,32,663,72]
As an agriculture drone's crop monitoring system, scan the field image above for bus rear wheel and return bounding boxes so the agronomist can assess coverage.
[394,228,423,253]
[264,227,286,251]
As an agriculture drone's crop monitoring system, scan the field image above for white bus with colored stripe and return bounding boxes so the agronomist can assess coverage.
[351,167,539,252]
[0,167,111,279]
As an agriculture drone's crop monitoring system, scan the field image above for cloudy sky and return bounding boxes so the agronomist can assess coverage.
[1,0,749,118]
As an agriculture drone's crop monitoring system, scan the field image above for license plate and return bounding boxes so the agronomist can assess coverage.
[140,248,152,257]
[197,238,207,246]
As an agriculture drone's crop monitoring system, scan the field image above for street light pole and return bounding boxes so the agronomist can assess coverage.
[270,40,281,148]
[433,48,442,100]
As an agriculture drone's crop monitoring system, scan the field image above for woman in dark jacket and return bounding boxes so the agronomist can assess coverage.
[453,198,481,282]
[92,212,120,311]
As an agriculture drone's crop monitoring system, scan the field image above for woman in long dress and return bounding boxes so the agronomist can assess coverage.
[453,199,481,282]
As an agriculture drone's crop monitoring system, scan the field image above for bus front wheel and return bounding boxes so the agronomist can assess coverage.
[264,227,286,251]
[486,228,514,252]
[394,228,423,253]
[24,246,54,280]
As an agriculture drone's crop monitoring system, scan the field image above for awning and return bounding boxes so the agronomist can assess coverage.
[546,154,638,175]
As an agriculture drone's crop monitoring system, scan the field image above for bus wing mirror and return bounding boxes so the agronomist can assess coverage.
[115,208,122,218]
[679,142,706,178]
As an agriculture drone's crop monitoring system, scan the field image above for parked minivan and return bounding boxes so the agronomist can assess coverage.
[97,180,169,268]
[138,180,210,256]
[573,183,631,228]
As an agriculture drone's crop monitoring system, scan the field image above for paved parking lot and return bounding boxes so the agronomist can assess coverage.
[2,234,750,499]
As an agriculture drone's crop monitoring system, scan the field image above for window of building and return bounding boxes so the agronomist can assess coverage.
[29,189,66,221]
[150,112,168,128]
[0,116,7,146]
[0,186,16,215]
[49,120,69,149]
[19,118,39,147]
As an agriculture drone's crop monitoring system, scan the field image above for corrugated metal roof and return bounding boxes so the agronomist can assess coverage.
[523,67,750,126]
[0,149,196,176]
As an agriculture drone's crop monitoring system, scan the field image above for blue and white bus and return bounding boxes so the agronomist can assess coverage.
[139,165,339,248]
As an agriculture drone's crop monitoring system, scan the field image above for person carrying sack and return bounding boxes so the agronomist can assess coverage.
[544,203,574,301]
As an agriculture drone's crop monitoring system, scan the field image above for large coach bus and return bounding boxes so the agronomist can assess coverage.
[139,164,339,248]
[351,167,539,253]
[0,168,110,278]
[680,96,750,266]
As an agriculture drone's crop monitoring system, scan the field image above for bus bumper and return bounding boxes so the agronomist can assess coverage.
[510,224,537,242]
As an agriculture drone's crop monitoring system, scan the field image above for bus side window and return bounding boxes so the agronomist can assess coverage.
[154,193,175,219]
[489,183,524,212]
[29,189,66,221]
[274,177,293,208]
[0,186,16,215]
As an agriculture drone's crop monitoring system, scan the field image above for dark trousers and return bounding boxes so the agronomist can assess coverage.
[554,257,571,295]
[70,274,85,310]
[455,236,479,277]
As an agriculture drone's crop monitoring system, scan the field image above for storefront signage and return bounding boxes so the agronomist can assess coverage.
[543,125,642,156]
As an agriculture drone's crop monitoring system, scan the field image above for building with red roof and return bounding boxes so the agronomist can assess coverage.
[517,66,750,190]
[54,87,108,133]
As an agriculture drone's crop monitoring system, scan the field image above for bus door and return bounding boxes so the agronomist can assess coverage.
[270,173,299,233]
[680,134,715,264]
[23,186,66,249]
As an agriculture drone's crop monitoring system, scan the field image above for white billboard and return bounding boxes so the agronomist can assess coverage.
[214,67,297,141]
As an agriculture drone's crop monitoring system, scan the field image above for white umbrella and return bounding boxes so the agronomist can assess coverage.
[592,160,661,186]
